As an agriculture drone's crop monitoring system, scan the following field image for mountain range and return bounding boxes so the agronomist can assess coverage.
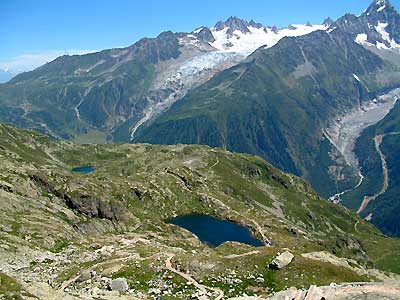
[0,15,327,143]
[1,0,400,237]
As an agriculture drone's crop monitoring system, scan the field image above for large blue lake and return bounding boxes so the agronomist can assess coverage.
[170,214,264,247]
[71,166,97,174]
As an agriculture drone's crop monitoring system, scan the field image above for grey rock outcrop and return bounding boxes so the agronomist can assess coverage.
[269,251,294,269]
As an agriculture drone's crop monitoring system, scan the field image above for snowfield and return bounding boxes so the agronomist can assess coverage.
[177,51,241,80]
[210,24,327,55]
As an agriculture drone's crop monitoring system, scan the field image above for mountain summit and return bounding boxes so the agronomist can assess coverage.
[328,0,400,49]
[214,16,252,33]
[365,0,397,16]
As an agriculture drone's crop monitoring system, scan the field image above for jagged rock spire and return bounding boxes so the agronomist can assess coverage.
[214,16,251,33]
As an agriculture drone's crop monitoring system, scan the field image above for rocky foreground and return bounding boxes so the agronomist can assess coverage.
[0,123,400,299]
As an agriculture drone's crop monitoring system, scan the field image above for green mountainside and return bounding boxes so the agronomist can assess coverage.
[0,123,399,299]
[0,31,181,143]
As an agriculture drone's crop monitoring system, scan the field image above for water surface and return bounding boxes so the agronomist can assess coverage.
[71,166,97,174]
[170,214,264,247]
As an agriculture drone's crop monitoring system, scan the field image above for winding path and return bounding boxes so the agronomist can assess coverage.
[165,253,224,300]
[60,251,225,299]
[358,132,400,214]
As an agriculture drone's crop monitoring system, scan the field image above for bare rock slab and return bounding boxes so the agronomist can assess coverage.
[269,251,294,269]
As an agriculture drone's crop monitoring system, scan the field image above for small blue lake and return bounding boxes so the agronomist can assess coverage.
[71,166,97,174]
[169,214,264,247]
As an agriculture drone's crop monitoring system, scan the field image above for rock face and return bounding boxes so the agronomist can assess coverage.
[30,174,132,222]
[196,27,215,43]
[269,251,294,270]
[110,278,129,292]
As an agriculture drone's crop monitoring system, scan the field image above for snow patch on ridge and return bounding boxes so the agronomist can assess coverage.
[355,33,370,45]
[210,24,327,55]
[377,5,386,12]
[375,22,400,49]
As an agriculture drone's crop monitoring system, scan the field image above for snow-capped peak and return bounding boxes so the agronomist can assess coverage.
[180,17,328,56]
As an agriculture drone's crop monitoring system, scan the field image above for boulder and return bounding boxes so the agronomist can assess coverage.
[110,278,129,292]
[269,251,294,270]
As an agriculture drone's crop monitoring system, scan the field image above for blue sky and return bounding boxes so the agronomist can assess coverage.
[1,0,399,73]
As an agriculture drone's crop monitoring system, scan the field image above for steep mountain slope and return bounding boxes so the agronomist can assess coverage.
[0,17,324,144]
[136,1,400,198]
[341,100,400,237]
[0,123,400,300]
[0,31,183,142]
